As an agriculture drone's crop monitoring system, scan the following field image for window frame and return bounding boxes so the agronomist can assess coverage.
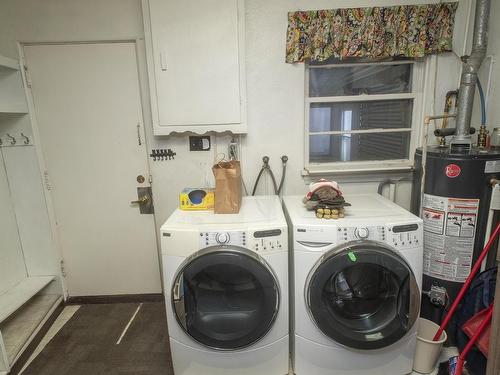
[304,59,426,174]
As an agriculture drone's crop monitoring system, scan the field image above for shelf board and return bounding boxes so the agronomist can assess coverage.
[0,103,28,115]
[0,55,20,71]
[1,294,61,365]
[0,276,55,324]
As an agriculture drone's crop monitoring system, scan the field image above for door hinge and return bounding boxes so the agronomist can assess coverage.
[23,65,32,88]
[149,174,153,184]
[43,170,52,191]
[60,260,67,278]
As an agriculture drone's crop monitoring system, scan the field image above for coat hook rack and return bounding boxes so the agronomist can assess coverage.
[6,133,16,145]
[149,148,176,161]
[21,133,30,145]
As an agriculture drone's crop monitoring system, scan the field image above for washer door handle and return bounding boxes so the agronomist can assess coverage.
[407,274,421,330]
[173,278,183,302]
[297,241,332,248]
[172,277,187,330]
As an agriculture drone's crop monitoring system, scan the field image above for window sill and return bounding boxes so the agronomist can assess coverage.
[303,163,414,176]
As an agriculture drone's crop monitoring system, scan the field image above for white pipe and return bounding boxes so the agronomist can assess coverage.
[481,208,494,272]
[389,183,396,202]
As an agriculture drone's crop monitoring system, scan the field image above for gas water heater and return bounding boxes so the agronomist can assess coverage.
[410,0,495,342]
[411,148,500,337]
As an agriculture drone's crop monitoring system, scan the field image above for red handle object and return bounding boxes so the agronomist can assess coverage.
[433,222,500,341]
[454,304,494,375]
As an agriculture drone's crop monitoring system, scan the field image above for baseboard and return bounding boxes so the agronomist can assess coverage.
[66,293,164,305]
[9,299,64,375]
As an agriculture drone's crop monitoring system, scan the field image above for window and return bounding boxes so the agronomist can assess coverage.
[305,60,423,173]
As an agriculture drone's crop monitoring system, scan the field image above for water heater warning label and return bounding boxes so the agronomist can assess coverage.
[422,194,479,283]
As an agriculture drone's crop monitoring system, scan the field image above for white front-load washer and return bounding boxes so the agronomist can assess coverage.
[284,194,423,375]
[161,196,289,375]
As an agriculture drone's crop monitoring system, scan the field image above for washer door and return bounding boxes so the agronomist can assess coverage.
[171,246,280,350]
[306,241,420,350]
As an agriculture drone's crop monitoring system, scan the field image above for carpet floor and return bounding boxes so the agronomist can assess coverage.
[21,302,174,375]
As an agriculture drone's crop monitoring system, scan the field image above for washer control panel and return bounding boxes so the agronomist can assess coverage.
[337,226,386,242]
[200,231,247,247]
[337,223,422,250]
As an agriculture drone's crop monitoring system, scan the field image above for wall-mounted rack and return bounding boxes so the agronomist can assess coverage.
[0,133,31,147]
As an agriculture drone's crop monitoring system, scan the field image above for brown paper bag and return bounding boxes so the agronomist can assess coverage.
[212,160,242,214]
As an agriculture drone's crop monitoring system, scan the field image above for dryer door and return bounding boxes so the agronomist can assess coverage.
[306,241,420,350]
[171,246,280,350]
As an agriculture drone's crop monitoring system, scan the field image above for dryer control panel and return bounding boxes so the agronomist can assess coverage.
[386,223,421,249]
[252,229,284,252]
[200,229,286,253]
[337,226,386,242]
[200,231,247,247]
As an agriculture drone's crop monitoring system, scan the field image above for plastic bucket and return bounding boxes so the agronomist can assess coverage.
[413,318,448,373]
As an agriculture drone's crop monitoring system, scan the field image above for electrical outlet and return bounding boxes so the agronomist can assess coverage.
[189,136,211,151]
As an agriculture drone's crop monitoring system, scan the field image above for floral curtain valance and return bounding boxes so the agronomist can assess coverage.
[286,2,458,63]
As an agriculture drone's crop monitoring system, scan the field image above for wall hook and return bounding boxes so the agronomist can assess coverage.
[21,133,30,145]
[6,133,16,145]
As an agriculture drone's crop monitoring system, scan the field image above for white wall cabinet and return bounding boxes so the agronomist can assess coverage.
[143,0,246,135]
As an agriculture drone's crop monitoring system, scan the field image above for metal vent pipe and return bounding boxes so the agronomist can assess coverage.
[452,0,491,148]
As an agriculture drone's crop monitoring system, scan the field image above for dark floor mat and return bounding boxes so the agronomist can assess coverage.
[22,302,174,375]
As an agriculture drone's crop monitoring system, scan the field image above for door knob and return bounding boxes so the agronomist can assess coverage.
[131,187,154,214]
[131,195,150,205]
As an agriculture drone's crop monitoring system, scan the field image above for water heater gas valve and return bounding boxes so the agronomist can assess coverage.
[424,285,447,307]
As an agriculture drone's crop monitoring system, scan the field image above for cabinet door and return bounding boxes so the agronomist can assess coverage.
[146,0,244,133]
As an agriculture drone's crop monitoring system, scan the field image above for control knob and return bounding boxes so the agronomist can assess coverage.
[215,232,230,244]
[354,227,369,239]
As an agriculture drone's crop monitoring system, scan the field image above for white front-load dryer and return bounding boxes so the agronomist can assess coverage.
[161,196,289,375]
[284,194,423,375]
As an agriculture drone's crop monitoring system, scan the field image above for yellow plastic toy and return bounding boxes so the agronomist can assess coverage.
[179,188,215,210]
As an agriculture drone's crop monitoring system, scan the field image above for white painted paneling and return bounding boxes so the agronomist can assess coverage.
[1,146,58,278]
[24,43,161,296]
[0,151,26,295]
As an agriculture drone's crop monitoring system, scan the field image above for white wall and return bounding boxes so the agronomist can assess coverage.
[473,0,500,132]
[0,0,470,238]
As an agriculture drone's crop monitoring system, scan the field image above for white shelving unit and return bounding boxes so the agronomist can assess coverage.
[0,54,28,116]
[0,55,19,71]
[0,53,63,374]
[0,282,61,369]
[0,277,55,324]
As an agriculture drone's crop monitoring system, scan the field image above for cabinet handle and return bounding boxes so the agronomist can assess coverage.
[160,52,167,71]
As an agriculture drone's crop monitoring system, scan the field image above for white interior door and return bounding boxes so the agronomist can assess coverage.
[23,42,161,297]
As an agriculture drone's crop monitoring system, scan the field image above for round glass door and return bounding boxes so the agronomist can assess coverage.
[172,246,280,350]
[306,241,420,350]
